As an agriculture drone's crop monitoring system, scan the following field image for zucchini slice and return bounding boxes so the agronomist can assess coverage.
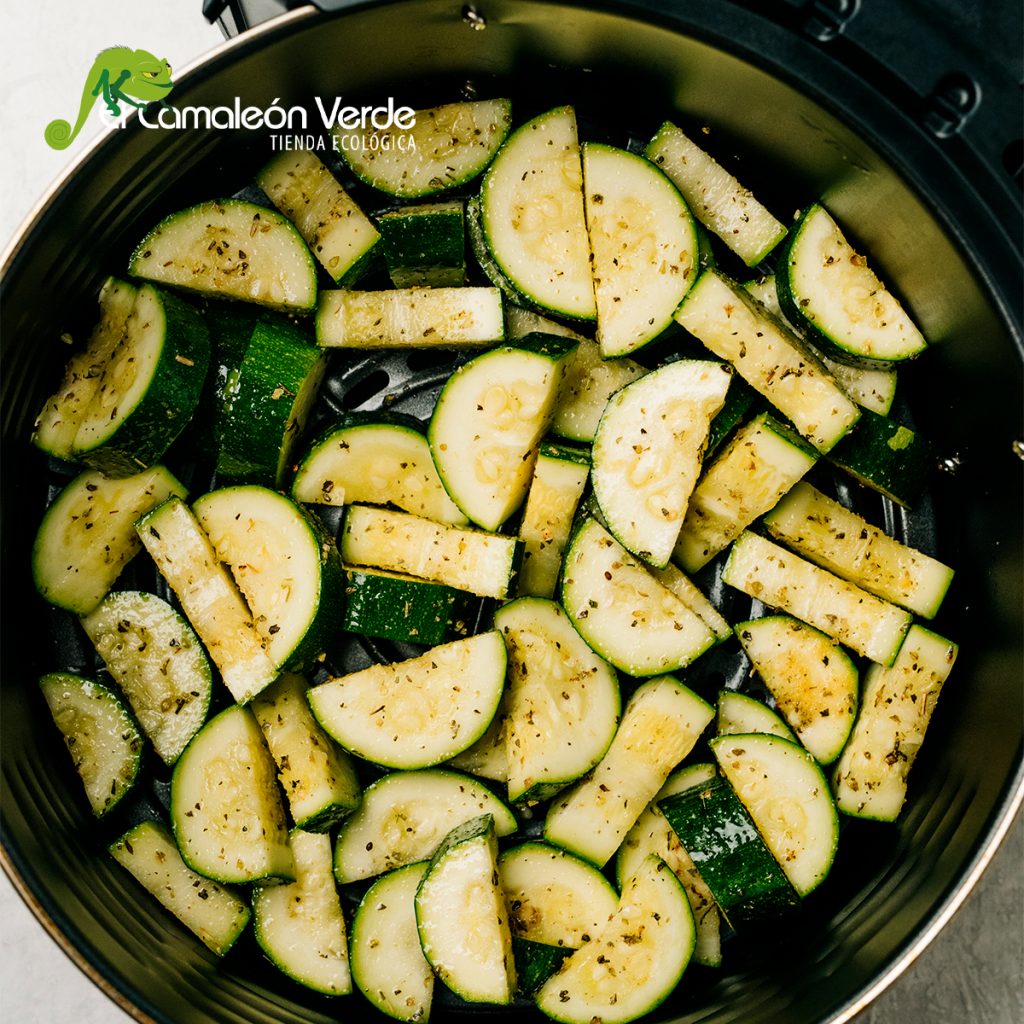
[129,198,317,312]
[33,465,185,615]
[512,938,573,998]
[256,148,380,285]
[351,862,434,1022]
[649,562,732,643]
[592,359,732,567]
[80,590,212,765]
[447,696,510,783]
[763,481,954,618]
[250,673,361,832]
[723,531,912,666]
[192,485,345,671]
[253,830,352,995]
[341,504,523,600]
[170,704,293,884]
[499,842,618,949]
[645,121,787,267]
[335,98,512,198]
[658,775,799,924]
[377,200,466,288]
[560,518,717,676]
[711,733,839,897]
[428,335,576,532]
[110,819,250,956]
[736,616,858,765]
[39,672,143,817]
[833,625,958,821]
[316,287,504,349]
[136,496,278,704]
[716,690,796,742]
[672,412,818,573]
[333,768,517,883]
[495,598,620,804]
[777,204,927,366]
[582,143,699,357]
[292,415,467,525]
[480,106,596,321]
[516,442,590,599]
[415,815,517,1005]
[544,675,714,868]
[308,632,507,770]
[535,855,694,1024]
[341,566,476,646]
[216,314,327,489]
[675,269,861,452]
[615,763,722,968]
[32,277,138,459]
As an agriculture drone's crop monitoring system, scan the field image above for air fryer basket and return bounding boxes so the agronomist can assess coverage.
[1,3,1021,1024]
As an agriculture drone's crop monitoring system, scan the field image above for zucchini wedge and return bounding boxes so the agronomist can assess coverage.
[333,768,517,883]
[377,200,466,288]
[110,820,250,956]
[649,562,732,643]
[716,690,797,743]
[39,672,142,818]
[335,98,512,198]
[129,198,318,312]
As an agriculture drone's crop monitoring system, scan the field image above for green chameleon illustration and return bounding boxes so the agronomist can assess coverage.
[45,47,174,150]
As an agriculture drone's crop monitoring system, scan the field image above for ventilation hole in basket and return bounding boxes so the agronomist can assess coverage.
[342,369,391,410]
[405,348,459,374]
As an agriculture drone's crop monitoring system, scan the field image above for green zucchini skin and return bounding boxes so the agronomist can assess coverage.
[659,776,799,925]
[705,376,759,456]
[511,937,572,997]
[377,201,466,288]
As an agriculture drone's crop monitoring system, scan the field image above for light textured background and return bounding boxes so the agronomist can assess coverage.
[1,2,1021,1022]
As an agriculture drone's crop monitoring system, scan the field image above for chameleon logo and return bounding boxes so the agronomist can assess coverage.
[45,47,174,150]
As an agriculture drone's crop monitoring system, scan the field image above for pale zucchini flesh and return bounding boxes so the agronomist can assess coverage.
[649,562,732,642]
[447,695,510,783]
[716,690,796,742]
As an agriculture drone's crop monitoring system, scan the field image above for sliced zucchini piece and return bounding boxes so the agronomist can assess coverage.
[560,518,717,676]
[675,270,861,452]
[316,287,504,348]
[615,763,721,968]
[33,465,185,615]
[582,143,699,357]
[447,696,509,783]
[704,375,760,456]
[672,411,818,573]
[777,204,927,366]
[723,531,912,666]
[592,359,731,567]
[192,485,345,671]
[129,198,317,312]
[516,441,590,599]
[649,562,732,643]
[253,830,351,995]
[110,819,250,956]
[415,814,516,1005]
[535,855,694,1024]
[170,704,293,884]
[250,673,361,832]
[716,690,796,742]
[80,590,212,765]
[377,200,466,288]
[308,632,506,770]
[833,625,958,821]
[736,616,858,764]
[335,98,512,198]
[645,121,787,267]
[136,496,278,704]
[428,335,575,532]
[658,775,799,925]
[333,768,517,883]
[479,106,596,321]
[39,672,142,817]
[256,148,380,285]
[512,938,572,998]
[711,733,839,897]
[32,277,138,459]
[763,481,954,618]
[351,862,434,1022]
[505,306,587,345]
[341,504,523,600]
[216,314,327,489]
[342,566,476,646]
[495,598,620,804]
[544,675,713,868]
[292,414,466,525]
